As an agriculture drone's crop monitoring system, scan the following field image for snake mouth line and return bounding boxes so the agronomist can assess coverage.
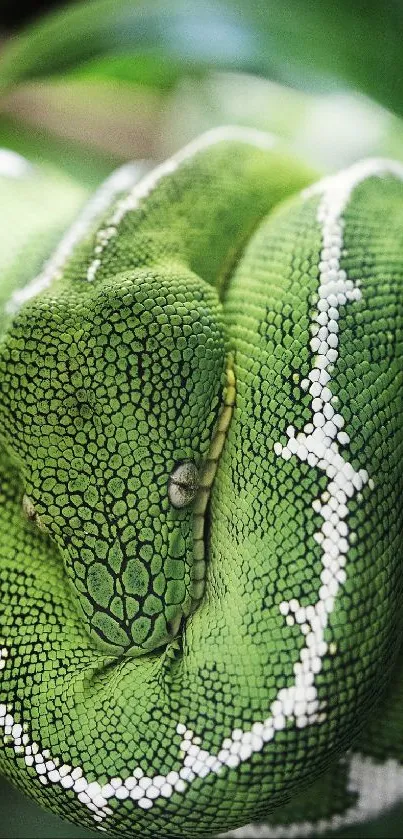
[189,356,236,615]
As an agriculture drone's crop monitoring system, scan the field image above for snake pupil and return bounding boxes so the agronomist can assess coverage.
[168,461,200,508]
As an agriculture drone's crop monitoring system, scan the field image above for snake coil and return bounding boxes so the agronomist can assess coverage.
[0,128,403,837]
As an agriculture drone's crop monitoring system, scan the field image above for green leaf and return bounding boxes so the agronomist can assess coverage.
[0,0,402,118]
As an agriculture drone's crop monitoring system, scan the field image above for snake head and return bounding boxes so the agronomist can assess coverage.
[0,267,226,655]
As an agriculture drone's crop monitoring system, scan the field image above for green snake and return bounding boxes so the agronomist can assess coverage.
[1,127,403,838]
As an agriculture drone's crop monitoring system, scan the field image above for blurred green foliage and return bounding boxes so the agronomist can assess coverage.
[0,0,403,178]
[0,0,403,116]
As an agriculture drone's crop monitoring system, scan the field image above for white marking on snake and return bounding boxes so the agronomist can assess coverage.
[84,125,276,282]
[5,162,148,315]
[221,754,403,837]
[272,158,403,730]
[2,158,403,826]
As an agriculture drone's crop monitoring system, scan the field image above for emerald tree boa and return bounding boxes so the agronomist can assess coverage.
[0,128,402,837]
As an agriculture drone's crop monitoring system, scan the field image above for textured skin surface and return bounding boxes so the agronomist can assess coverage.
[0,130,403,838]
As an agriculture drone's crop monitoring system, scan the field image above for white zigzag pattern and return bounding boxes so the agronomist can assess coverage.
[1,153,403,827]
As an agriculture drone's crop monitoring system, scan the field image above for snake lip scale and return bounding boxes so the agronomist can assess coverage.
[0,127,403,837]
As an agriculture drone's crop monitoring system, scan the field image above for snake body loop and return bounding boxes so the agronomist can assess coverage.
[0,129,403,837]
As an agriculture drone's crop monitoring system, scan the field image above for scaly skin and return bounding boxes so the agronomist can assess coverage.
[0,129,403,837]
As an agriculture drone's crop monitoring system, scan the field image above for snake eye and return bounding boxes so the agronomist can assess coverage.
[22,494,47,532]
[168,461,200,508]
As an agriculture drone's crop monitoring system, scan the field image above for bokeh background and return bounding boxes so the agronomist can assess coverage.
[1,1,403,836]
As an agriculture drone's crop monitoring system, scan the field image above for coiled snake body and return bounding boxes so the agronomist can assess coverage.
[0,129,402,837]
